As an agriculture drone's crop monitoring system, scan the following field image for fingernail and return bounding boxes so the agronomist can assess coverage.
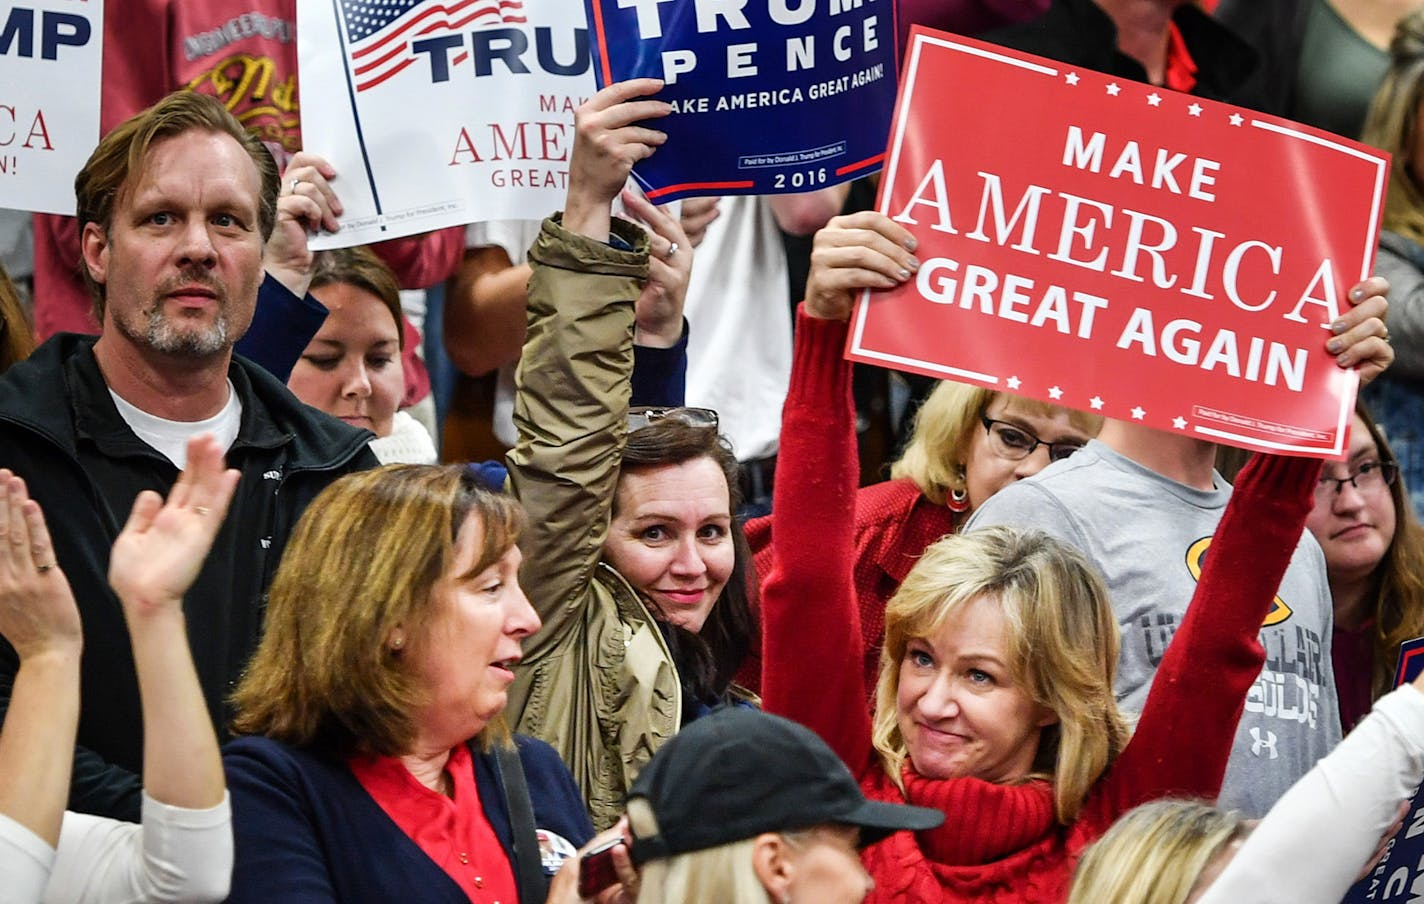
[1350,287,1364,301]
[906,257,920,270]
[1338,353,1352,367]
[1327,338,1343,353]
[1331,320,1347,334]
[904,237,918,252]
[898,269,911,280]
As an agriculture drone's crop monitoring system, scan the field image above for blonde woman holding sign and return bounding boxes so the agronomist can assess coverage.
[758,211,1389,903]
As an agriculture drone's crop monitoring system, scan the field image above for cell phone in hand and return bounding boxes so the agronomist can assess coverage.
[577,836,623,899]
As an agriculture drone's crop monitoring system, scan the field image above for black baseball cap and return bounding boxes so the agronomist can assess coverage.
[627,708,943,865]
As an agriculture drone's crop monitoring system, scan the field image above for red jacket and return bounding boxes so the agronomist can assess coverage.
[761,306,1320,903]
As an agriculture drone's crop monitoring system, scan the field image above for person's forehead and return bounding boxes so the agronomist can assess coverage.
[123,130,261,207]
[1347,421,1381,460]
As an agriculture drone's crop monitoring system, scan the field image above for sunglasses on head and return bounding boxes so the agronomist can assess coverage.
[627,406,720,432]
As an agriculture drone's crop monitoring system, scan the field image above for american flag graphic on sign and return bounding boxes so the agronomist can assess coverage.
[341,0,528,92]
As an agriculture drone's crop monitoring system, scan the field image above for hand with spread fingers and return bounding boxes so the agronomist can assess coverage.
[1327,275,1393,385]
[804,211,921,322]
[622,189,691,349]
[108,434,240,619]
[0,469,81,664]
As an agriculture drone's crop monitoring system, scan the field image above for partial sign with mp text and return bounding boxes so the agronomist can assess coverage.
[847,28,1390,457]
[297,0,596,248]
[585,0,898,202]
[0,0,103,215]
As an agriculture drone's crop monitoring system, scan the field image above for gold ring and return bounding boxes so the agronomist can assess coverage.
[36,562,54,573]
[194,506,210,516]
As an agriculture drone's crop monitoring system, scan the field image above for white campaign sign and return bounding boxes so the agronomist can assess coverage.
[297,0,597,249]
[0,0,103,215]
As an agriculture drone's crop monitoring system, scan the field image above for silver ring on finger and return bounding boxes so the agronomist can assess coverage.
[665,241,679,259]
[290,177,302,194]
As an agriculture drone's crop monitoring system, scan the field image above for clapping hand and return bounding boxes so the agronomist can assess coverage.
[0,470,81,663]
[108,435,239,619]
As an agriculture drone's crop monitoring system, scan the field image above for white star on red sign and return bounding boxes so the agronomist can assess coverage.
[1131,406,1146,420]
[1106,82,1121,96]
[1173,416,1188,430]
[1188,103,1203,117]
[1089,396,1105,410]
[1065,72,1080,86]
[1048,385,1064,400]
[1229,113,1244,127]
[1006,375,1022,390]
[1147,93,1162,107]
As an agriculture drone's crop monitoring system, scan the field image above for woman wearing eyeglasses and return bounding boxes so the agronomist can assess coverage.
[1307,401,1424,730]
[502,79,755,834]
[742,306,1100,695]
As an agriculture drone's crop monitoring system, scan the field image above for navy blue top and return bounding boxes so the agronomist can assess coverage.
[224,733,593,903]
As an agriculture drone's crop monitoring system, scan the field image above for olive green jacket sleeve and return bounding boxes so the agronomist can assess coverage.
[509,214,645,652]
[504,215,681,829]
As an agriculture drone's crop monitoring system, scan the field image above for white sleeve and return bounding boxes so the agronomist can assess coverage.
[1197,685,1424,904]
[463,220,541,262]
[0,812,56,904]
[41,792,231,904]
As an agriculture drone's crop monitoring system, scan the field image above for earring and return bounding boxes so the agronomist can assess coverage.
[947,486,969,513]
[391,637,404,651]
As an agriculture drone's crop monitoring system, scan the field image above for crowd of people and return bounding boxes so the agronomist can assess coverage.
[3,1,1424,902]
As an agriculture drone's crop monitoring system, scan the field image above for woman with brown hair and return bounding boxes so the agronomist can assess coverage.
[223,465,594,903]
[1308,400,1424,729]
[502,78,755,832]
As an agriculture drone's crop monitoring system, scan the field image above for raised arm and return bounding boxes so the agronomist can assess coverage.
[507,79,668,658]
[0,470,83,853]
[1196,679,1424,904]
[761,212,921,770]
[108,434,237,814]
[1101,451,1322,811]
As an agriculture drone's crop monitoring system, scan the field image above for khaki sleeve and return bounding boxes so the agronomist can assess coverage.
[507,215,649,663]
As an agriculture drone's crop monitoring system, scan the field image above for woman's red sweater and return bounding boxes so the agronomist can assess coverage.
[761,307,1322,904]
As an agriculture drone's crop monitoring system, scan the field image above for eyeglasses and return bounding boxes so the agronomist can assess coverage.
[1315,459,1398,500]
[627,406,719,432]
[980,416,1085,463]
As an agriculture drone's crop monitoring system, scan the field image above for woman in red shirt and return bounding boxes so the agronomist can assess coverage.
[757,211,1384,903]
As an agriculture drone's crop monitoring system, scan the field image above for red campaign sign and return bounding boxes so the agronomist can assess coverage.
[846,28,1390,457]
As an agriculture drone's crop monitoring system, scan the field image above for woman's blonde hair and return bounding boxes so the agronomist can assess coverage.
[891,386,1101,506]
[1067,799,1246,904]
[871,526,1129,823]
[230,464,524,756]
[628,798,774,904]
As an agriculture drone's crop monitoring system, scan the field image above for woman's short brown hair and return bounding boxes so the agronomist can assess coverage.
[310,246,405,350]
[230,464,524,757]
